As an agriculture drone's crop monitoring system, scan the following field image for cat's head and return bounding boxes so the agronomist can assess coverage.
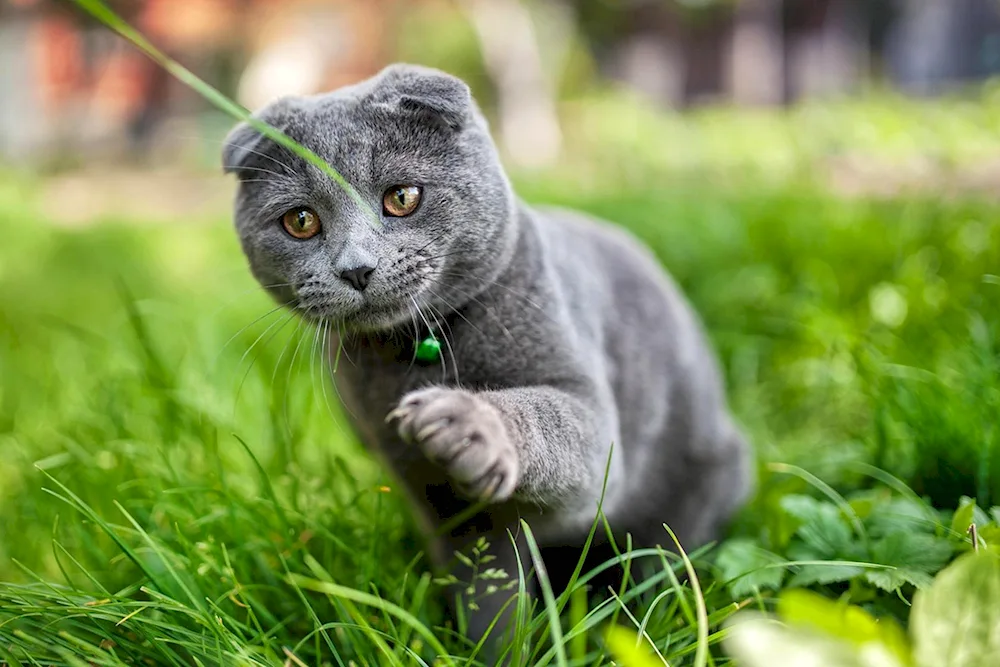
[223,64,517,332]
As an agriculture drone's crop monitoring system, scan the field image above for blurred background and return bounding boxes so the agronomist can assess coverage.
[6,0,1000,215]
[3,0,1000,595]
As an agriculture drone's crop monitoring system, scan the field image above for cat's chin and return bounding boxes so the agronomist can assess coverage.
[298,305,413,335]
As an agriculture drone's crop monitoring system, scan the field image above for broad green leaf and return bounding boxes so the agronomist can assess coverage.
[865,498,939,539]
[979,525,1000,548]
[715,538,787,598]
[865,532,953,591]
[725,612,907,667]
[990,507,1000,526]
[950,499,976,537]
[779,590,912,665]
[863,568,934,593]
[604,625,664,667]
[781,495,855,558]
[781,494,833,523]
[778,590,909,661]
[910,551,1000,667]
[787,563,866,588]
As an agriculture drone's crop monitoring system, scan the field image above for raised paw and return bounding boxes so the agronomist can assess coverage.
[387,387,519,502]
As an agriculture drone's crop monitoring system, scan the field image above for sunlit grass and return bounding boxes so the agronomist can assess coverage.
[1,172,998,663]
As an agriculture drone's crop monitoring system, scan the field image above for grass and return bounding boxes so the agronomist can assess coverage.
[7,4,1000,660]
[2,151,1000,662]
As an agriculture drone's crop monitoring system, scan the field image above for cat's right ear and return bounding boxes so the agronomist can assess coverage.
[377,64,474,132]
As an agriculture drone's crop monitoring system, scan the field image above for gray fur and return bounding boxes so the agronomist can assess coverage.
[224,63,752,649]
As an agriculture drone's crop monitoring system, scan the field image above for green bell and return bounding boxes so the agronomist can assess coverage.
[415,335,442,363]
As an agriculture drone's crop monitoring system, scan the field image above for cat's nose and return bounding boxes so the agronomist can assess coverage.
[339,265,375,291]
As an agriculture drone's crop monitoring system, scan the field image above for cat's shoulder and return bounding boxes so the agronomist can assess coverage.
[529,203,663,271]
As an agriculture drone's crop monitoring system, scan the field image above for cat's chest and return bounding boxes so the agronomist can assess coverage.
[326,309,568,431]
[328,328,499,428]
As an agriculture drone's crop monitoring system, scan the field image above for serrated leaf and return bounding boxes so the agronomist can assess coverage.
[870,533,953,580]
[910,551,1000,667]
[788,563,867,588]
[864,568,934,592]
[865,498,937,539]
[716,538,788,598]
[781,495,855,558]
[848,489,888,522]
[781,495,831,523]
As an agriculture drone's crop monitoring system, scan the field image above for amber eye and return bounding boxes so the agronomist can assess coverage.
[281,207,321,239]
[382,185,422,217]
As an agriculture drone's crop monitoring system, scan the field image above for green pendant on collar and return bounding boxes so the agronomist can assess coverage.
[414,335,442,363]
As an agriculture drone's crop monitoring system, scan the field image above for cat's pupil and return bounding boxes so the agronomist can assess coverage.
[296,211,308,228]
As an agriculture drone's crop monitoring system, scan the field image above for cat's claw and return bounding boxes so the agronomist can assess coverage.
[384,407,408,424]
[416,419,451,442]
[389,387,519,503]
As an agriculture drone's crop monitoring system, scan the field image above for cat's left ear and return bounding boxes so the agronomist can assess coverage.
[222,121,261,175]
[222,97,297,176]
[382,64,473,132]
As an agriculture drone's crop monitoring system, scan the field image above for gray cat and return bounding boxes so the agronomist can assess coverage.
[223,63,752,652]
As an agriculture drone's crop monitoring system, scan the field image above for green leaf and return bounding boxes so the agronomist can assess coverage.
[864,532,953,591]
[950,499,976,537]
[864,568,934,592]
[979,525,1000,548]
[781,495,855,558]
[779,589,912,665]
[787,563,866,588]
[910,551,1000,667]
[990,507,1000,526]
[715,538,787,598]
[780,494,832,523]
[865,498,939,538]
[724,611,908,667]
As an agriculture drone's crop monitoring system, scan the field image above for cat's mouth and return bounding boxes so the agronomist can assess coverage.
[293,295,420,333]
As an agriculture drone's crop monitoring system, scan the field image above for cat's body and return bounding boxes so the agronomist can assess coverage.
[224,63,751,649]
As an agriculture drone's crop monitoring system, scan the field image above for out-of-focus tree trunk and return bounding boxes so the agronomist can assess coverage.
[785,0,862,101]
[727,0,783,105]
[458,0,563,169]
[604,2,683,107]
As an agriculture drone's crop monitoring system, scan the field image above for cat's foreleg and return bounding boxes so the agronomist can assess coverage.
[390,385,609,656]
[388,385,608,506]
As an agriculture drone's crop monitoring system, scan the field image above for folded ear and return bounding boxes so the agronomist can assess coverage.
[380,64,473,132]
[222,120,261,175]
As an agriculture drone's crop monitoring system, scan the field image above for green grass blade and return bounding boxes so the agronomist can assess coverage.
[663,524,708,667]
[287,574,454,664]
[521,520,568,667]
[69,0,378,227]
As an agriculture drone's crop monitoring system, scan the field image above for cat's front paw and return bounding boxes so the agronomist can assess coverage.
[388,388,519,503]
